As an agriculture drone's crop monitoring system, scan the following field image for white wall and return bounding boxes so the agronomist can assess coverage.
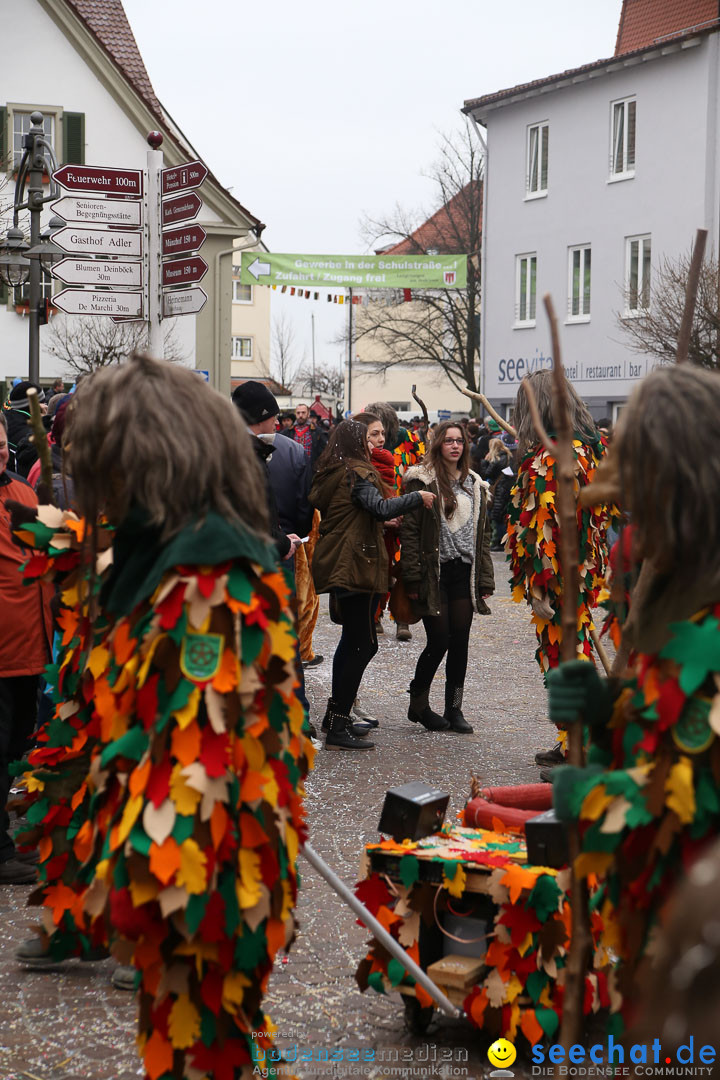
[478,35,718,413]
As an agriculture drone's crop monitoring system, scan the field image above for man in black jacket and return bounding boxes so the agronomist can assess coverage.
[4,381,41,478]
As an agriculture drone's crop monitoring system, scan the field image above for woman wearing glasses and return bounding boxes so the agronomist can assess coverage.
[400,421,494,733]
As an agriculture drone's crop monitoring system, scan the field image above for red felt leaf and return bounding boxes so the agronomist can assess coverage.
[136,673,160,728]
[200,728,229,778]
[196,571,218,598]
[198,891,226,943]
[109,886,156,939]
[156,582,186,630]
[354,874,392,917]
[199,967,223,1015]
[191,1035,250,1080]
[146,759,173,809]
[497,903,542,947]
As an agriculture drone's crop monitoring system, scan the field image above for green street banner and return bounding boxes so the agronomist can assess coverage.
[240,252,467,290]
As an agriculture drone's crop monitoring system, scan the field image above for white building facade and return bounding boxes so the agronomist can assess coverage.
[464,25,720,420]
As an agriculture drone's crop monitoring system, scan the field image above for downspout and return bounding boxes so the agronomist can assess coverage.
[213,224,265,388]
[469,114,489,402]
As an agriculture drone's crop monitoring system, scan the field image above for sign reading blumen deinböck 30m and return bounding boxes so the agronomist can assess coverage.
[240,252,467,290]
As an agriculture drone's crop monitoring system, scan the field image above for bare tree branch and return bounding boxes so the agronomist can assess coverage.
[45,315,187,376]
[260,313,306,391]
[296,361,344,399]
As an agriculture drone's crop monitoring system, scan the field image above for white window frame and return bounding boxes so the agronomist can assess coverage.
[9,106,58,173]
[567,245,591,322]
[514,253,537,327]
[232,280,253,304]
[231,336,253,359]
[609,96,636,181]
[624,234,651,317]
[526,121,549,198]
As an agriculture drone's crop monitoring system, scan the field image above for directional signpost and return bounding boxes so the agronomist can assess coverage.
[49,142,209,359]
[52,258,143,288]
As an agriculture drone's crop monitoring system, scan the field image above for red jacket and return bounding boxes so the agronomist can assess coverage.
[0,471,53,676]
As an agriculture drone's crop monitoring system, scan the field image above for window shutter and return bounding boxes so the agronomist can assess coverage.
[0,106,6,171]
[63,112,85,164]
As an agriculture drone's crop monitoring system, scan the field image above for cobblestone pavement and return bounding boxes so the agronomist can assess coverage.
[0,553,565,1080]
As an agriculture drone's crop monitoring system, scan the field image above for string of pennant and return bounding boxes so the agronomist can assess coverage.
[269,285,415,305]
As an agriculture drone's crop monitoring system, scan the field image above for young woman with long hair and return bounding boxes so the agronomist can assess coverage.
[310,419,435,750]
[400,420,495,734]
[506,369,616,767]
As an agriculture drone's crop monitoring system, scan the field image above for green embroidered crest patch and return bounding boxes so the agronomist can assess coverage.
[180,632,224,683]
[672,696,715,754]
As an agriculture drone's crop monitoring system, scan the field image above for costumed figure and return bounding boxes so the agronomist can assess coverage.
[505,371,616,764]
[549,365,720,1015]
[12,356,313,1080]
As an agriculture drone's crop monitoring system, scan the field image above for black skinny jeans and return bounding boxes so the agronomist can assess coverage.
[413,559,474,703]
[331,591,381,714]
[0,675,38,862]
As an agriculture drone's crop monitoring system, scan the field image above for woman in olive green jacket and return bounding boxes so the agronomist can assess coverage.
[310,420,435,750]
[400,421,494,734]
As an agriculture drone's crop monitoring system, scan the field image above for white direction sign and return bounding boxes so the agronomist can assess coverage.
[53,226,142,257]
[246,257,271,280]
[51,258,143,288]
[54,289,143,317]
[52,196,143,227]
[163,286,207,317]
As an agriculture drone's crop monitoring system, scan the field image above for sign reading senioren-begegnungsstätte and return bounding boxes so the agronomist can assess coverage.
[240,252,467,290]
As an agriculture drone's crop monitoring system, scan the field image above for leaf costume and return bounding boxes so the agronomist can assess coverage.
[506,438,615,674]
[14,505,314,1080]
[554,604,720,1009]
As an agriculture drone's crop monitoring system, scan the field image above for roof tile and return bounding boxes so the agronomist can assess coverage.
[615,0,718,54]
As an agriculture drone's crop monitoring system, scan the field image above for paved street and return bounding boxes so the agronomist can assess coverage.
[0,552,558,1080]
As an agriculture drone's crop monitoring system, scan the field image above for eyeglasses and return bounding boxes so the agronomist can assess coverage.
[442,438,464,446]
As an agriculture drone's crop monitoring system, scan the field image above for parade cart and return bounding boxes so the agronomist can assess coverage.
[352,784,616,1047]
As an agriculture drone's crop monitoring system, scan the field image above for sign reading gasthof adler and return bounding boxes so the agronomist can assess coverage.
[240,252,467,290]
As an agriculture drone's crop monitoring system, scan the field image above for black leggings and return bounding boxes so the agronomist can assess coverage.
[331,591,381,714]
[413,560,474,701]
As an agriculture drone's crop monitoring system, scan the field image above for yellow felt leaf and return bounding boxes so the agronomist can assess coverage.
[129,875,159,907]
[168,994,201,1050]
[176,838,207,895]
[24,774,45,793]
[259,764,279,807]
[518,931,534,957]
[87,645,111,679]
[174,686,201,730]
[580,784,612,822]
[285,824,299,869]
[244,735,266,773]
[237,849,262,909]
[136,634,163,689]
[505,974,524,1001]
[267,617,297,663]
[443,863,466,898]
[665,756,695,824]
[221,971,251,1013]
[170,763,202,816]
[539,490,555,507]
[116,793,143,846]
[574,852,614,879]
[512,584,526,604]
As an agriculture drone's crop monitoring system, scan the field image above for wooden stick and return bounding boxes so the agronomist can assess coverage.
[26,388,53,495]
[460,387,517,437]
[541,294,592,1062]
[676,228,707,364]
[410,384,429,430]
[589,626,612,677]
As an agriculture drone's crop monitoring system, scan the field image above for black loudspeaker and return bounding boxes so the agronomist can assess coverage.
[524,808,569,868]
[378,781,450,843]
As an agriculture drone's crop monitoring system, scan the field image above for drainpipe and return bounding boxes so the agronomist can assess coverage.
[469,114,489,403]
[213,223,265,389]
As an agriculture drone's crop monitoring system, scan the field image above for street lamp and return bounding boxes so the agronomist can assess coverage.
[0,111,60,383]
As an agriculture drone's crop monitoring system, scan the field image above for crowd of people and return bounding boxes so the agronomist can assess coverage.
[5,355,715,1071]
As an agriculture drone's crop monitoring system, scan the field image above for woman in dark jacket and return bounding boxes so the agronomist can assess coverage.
[400,421,494,734]
[310,419,435,750]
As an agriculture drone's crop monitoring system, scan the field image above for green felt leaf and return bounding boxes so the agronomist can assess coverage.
[242,623,264,667]
[534,475,547,494]
[367,970,386,995]
[398,855,420,890]
[218,871,240,937]
[171,814,195,845]
[112,857,130,889]
[583,821,622,853]
[228,566,253,605]
[526,970,548,1005]
[660,617,720,696]
[235,924,268,971]
[536,1006,559,1039]
[128,823,152,857]
[527,874,562,923]
[26,798,50,826]
[46,720,77,749]
[267,693,288,732]
[185,892,207,936]
[201,1009,216,1047]
[441,859,458,880]
[621,722,645,761]
[387,957,408,987]
[167,609,188,647]
[100,727,149,767]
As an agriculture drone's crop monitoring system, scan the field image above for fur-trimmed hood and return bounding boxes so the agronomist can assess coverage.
[403,462,490,493]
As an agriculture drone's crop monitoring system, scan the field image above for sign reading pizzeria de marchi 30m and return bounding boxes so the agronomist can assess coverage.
[240,252,467,290]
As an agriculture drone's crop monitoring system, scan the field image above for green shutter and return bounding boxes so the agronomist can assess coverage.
[0,106,6,171]
[62,112,85,164]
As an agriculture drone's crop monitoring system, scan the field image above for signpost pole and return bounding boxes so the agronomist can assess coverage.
[146,133,164,357]
[347,286,353,413]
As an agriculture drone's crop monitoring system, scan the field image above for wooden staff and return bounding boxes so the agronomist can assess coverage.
[523,296,591,1058]
[410,384,429,430]
[460,386,517,437]
[26,387,53,495]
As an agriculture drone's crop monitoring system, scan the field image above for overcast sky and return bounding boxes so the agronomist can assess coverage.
[122,0,622,373]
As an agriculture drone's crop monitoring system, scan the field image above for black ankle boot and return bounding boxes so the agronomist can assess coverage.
[323,698,372,738]
[325,707,375,750]
[407,682,449,731]
[444,686,473,734]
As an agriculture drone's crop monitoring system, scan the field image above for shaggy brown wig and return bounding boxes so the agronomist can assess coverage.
[65,353,270,541]
[426,420,470,518]
[314,418,383,489]
[364,401,399,449]
[614,364,720,579]
[515,369,597,456]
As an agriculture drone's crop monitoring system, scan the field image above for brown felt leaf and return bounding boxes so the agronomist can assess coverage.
[157,964,190,999]
[397,911,420,947]
[84,876,109,918]
[644,752,673,817]
[538,914,568,960]
[653,809,682,855]
[158,884,190,917]
[244,887,271,933]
